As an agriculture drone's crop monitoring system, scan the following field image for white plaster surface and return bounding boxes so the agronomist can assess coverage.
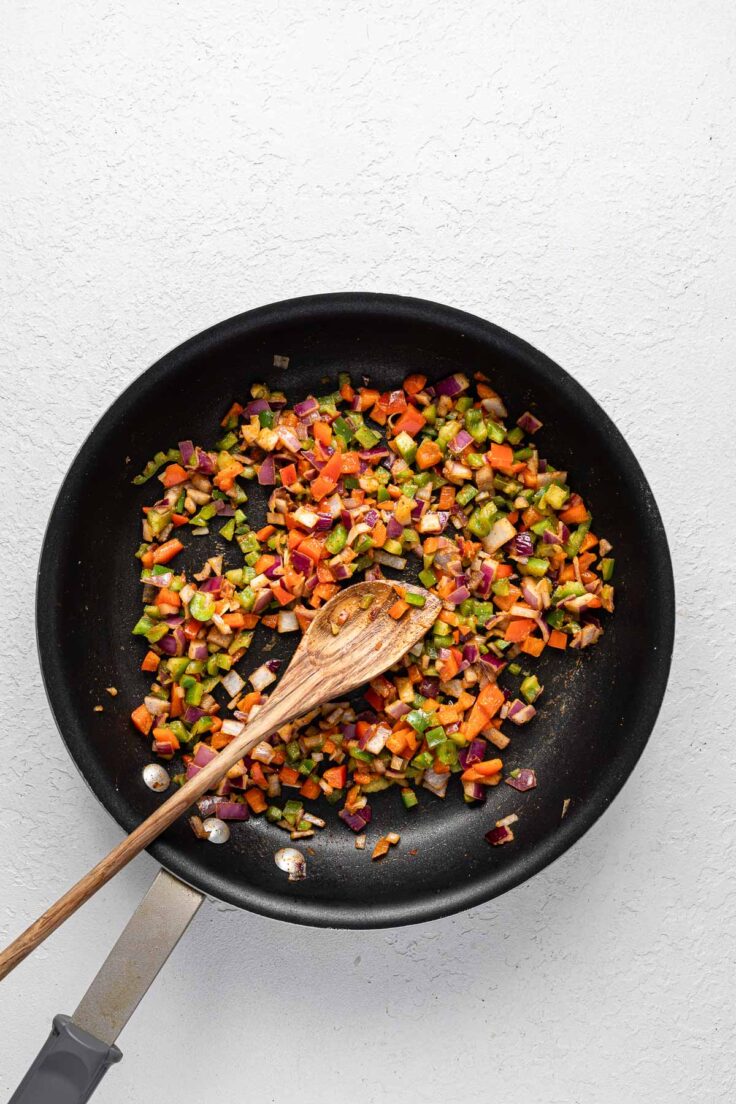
[1,2,735,1101]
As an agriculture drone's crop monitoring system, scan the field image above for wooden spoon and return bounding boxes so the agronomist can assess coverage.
[0,580,440,980]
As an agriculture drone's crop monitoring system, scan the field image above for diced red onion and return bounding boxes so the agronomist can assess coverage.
[463,643,480,664]
[198,576,223,593]
[339,805,372,832]
[179,440,195,466]
[252,589,273,614]
[505,769,537,792]
[193,743,218,767]
[290,549,312,575]
[485,824,514,845]
[418,676,440,698]
[506,699,537,725]
[447,585,471,606]
[462,781,487,802]
[386,516,403,540]
[243,399,270,416]
[195,449,216,475]
[258,455,276,485]
[435,373,469,397]
[373,549,407,570]
[517,410,543,434]
[188,641,209,661]
[209,799,249,820]
[276,428,301,454]
[511,532,534,558]
[144,571,172,589]
[293,396,318,417]
[422,768,449,798]
[449,428,473,454]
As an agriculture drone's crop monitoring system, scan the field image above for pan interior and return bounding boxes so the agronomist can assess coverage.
[37,294,673,927]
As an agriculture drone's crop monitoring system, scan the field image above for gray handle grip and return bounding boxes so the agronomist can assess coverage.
[9,1015,121,1104]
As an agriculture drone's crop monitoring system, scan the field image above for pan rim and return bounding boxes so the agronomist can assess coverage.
[36,292,675,928]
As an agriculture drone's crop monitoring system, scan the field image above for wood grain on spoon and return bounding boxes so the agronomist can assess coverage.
[0,581,440,981]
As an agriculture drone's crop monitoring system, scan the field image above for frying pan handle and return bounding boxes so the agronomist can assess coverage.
[7,1014,121,1104]
[8,870,202,1104]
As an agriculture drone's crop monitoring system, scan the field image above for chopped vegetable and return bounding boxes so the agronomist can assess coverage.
[130,365,614,851]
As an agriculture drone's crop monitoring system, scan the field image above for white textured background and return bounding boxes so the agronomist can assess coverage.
[1,2,735,1101]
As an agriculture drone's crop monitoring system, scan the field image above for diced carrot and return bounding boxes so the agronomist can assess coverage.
[141,650,160,672]
[580,531,598,553]
[313,421,332,446]
[281,463,297,486]
[250,762,268,789]
[323,764,347,789]
[300,777,321,800]
[153,726,180,751]
[222,611,246,629]
[270,584,294,606]
[161,463,188,487]
[438,485,456,510]
[245,788,267,813]
[415,438,442,470]
[255,525,276,541]
[310,451,343,500]
[261,614,278,628]
[220,401,243,426]
[559,564,576,582]
[372,520,387,547]
[508,510,519,524]
[386,731,409,756]
[371,837,391,860]
[356,388,381,411]
[364,687,384,712]
[388,599,409,619]
[131,704,153,735]
[340,451,361,474]
[505,619,535,642]
[155,587,181,608]
[169,684,185,718]
[520,635,546,657]
[171,513,189,527]
[279,765,301,787]
[287,530,303,549]
[211,730,233,750]
[495,564,513,578]
[403,374,427,395]
[340,381,355,403]
[488,442,514,470]
[254,554,276,574]
[559,502,589,525]
[393,405,426,437]
[461,758,503,782]
[477,683,505,717]
[214,460,244,491]
[141,551,155,568]
[313,582,338,601]
[548,629,568,650]
[152,539,184,565]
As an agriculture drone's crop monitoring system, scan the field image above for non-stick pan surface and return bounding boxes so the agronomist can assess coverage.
[37,293,674,928]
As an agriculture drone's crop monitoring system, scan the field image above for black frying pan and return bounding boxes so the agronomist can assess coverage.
[10,293,674,1101]
[38,292,673,928]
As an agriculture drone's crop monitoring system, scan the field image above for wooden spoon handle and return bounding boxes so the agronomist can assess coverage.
[0,672,311,982]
